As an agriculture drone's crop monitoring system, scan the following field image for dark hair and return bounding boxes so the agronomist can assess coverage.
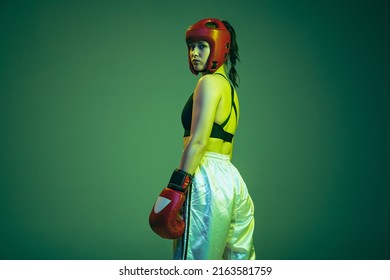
[222,20,240,88]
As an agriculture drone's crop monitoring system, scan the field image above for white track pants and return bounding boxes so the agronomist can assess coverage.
[173,152,255,260]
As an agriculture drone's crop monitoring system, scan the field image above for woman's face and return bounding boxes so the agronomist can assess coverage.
[188,40,210,72]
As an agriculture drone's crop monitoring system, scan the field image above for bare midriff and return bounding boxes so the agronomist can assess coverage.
[183,136,233,156]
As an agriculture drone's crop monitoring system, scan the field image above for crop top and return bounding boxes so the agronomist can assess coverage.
[181,74,237,143]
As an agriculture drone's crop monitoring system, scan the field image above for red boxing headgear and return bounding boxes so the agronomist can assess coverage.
[186,18,231,74]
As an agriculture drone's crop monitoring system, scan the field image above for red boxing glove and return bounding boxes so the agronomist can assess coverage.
[149,169,193,239]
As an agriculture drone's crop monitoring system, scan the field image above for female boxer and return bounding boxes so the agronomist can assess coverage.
[150,18,255,260]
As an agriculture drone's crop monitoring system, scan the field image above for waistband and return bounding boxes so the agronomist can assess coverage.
[203,152,231,162]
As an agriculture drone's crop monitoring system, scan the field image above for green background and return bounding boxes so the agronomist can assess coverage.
[1,0,389,260]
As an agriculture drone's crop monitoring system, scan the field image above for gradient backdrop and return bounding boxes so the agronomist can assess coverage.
[1,0,389,260]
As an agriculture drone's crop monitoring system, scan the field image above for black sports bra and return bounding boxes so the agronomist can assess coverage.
[181,73,238,143]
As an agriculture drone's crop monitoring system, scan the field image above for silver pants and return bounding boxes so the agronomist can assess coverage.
[173,152,255,260]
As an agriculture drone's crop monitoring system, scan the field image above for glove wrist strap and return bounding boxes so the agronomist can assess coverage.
[167,169,193,192]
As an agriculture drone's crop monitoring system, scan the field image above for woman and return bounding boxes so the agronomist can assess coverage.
[150,18,255,260]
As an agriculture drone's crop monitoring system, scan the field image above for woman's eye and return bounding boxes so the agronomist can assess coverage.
[199,44,206,49]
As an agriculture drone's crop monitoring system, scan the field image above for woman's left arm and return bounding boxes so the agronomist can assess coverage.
[178,75,222,174]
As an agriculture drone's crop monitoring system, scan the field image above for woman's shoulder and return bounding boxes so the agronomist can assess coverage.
[198,73,221,83]
[196,73,230,92]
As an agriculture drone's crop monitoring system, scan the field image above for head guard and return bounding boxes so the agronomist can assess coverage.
[185,18,231,74]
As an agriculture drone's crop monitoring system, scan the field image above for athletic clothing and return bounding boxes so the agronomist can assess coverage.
[176,74,255,260]
[173,152,255,260]
[181,74,237,143]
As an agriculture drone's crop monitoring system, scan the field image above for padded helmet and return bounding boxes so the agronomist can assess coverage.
[186,18,231,74]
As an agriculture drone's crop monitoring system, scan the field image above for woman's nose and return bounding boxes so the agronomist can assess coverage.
[191,47,199,57]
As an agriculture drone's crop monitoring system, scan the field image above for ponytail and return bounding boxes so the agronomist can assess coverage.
[222,20,240,88]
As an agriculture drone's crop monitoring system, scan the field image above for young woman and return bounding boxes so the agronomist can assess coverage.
[150,18,255,260]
